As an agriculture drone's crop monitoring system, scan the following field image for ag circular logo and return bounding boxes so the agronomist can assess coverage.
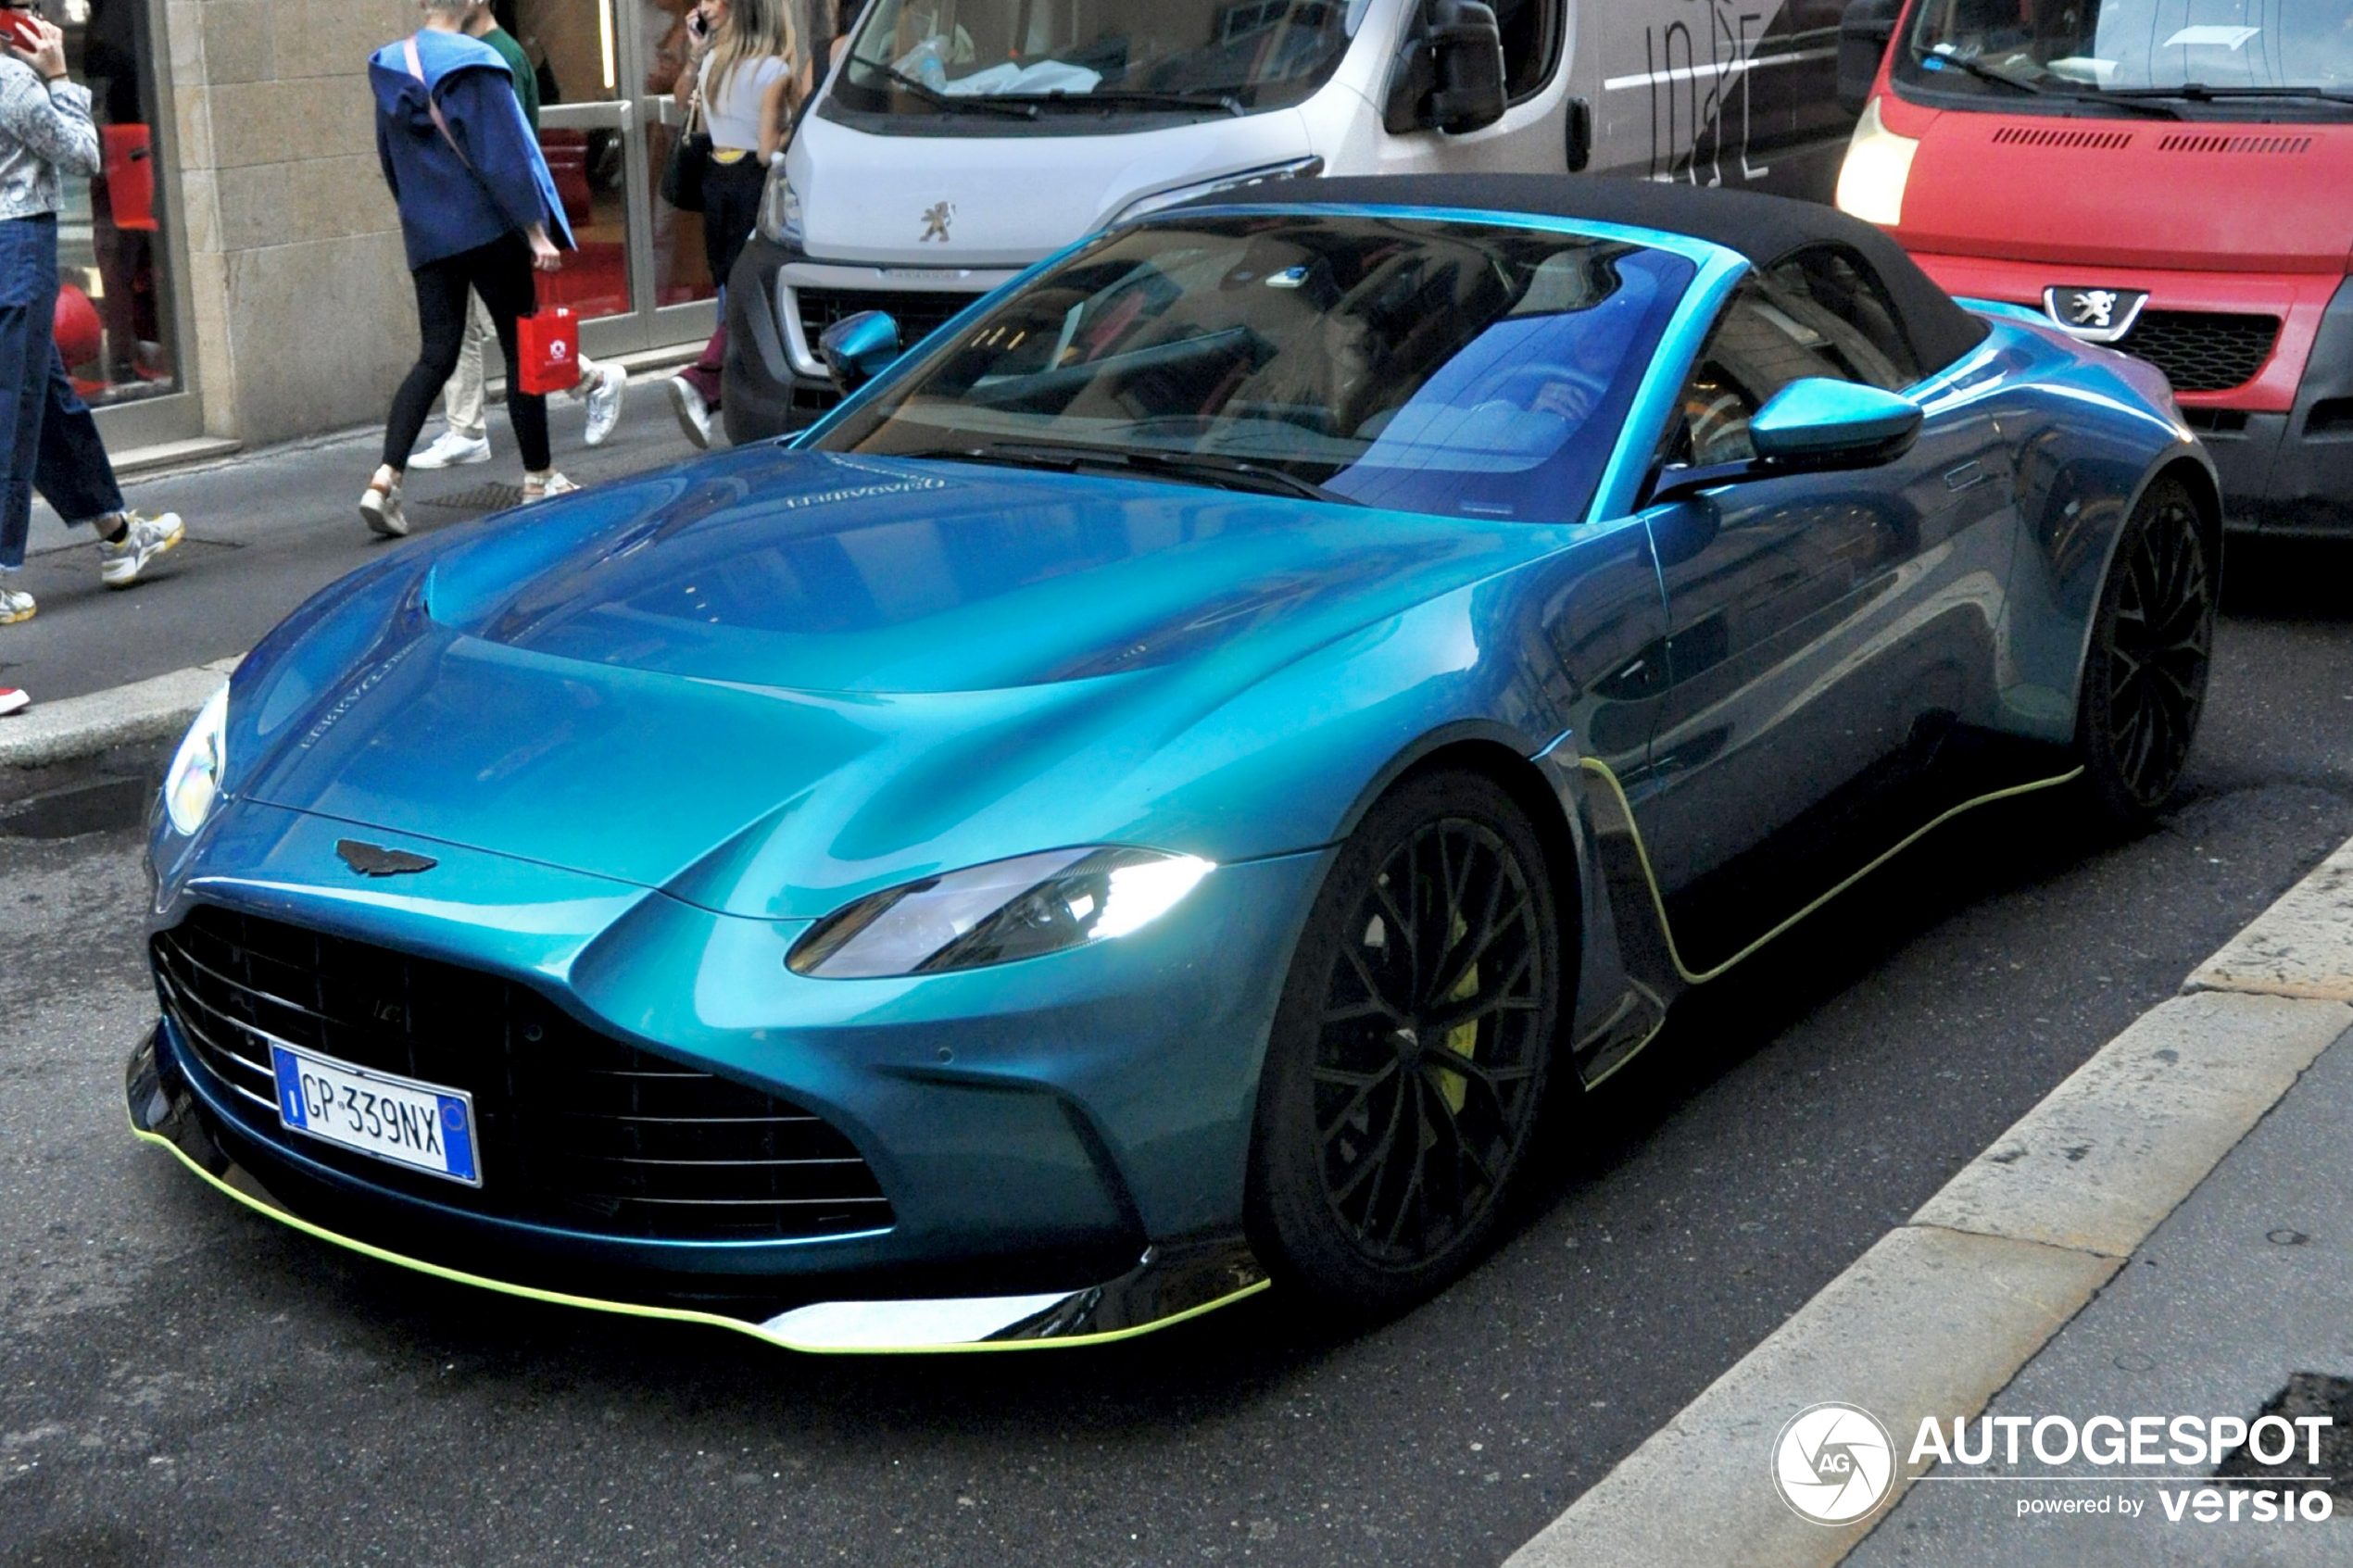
[1772,1402,1896,1524]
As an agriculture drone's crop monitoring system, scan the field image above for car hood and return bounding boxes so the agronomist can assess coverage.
[1896,110,2353,272]
[236,448,1560,918]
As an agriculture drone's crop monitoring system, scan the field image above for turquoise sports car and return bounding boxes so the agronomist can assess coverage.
[131,179,2217,1352]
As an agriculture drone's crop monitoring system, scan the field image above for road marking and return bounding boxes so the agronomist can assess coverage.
[1506,834,2353,1568]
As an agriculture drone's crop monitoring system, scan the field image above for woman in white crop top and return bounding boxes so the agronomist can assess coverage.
[665,0,807,448]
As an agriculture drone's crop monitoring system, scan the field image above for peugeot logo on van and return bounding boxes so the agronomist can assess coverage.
[2045,286,2150,345]
[919,201,954,242]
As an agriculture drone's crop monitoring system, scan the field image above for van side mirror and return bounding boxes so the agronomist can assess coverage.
[1383,0,1508,137]
[1838,0,1905,116]
[817,310,900,393]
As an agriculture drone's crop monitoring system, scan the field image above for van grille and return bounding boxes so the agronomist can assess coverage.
[1990,127,2133,150]
[2157,133,2312,156]
[151,906,893,1242]
[2117,311,2282,394]
[793,287,981,358]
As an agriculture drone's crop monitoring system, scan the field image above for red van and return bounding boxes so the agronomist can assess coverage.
[1832,1,2353,534]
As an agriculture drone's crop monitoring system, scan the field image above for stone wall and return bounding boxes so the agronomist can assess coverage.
[164,0,418,445]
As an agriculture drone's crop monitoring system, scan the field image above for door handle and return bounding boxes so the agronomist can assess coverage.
[1944,459,1987,492]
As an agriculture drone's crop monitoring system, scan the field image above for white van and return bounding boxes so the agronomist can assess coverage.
[719,0,1854,439]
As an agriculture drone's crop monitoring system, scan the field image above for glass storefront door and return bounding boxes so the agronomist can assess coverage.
[509,0,719,359]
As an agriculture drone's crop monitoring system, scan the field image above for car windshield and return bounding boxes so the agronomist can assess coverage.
[1894,1,2353,107]
[833,0,1365,117]
[814,214,1697,526]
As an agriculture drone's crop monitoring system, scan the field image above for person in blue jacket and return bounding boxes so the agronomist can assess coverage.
[364,0,577,538]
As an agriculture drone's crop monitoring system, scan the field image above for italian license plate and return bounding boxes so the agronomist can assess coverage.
[269,1043,481,1186]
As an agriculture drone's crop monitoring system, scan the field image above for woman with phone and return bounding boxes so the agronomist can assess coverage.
[0,4,186,708]
[664,0,808,448]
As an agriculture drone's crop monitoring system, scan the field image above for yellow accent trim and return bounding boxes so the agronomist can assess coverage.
[1578,758,2084,987]
[130,1116,1268,1355]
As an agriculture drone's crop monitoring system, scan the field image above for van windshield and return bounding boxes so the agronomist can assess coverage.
[816,214,1697,526]
[833,0,1364,118]
[1894,1,2353,112]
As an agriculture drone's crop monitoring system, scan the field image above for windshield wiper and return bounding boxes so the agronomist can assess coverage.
[2108,83,2353,107]
[996,87,1246,118]
[902,442,1355,505]
[1931,54,2045,94]
[850,61,1039,119]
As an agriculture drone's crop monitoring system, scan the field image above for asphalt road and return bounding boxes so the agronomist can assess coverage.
[3,535,2350,1568]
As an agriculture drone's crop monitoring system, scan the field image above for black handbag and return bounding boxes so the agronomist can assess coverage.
[660,93,711,212]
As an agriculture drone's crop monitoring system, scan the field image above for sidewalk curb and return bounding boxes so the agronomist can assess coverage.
[0,656,240,770]
[1504,835,2353,1568]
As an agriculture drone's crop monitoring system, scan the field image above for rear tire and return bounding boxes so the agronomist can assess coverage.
[2073,475,2214,828]
[1246,771,1560,1316]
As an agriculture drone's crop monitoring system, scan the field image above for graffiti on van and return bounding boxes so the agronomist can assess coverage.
[1595,1,1848,197]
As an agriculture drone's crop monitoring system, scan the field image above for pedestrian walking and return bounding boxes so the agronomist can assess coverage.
[665,0,806,449]
[364,0,579,538]
[0,9,185,702]
[409,0,627,470]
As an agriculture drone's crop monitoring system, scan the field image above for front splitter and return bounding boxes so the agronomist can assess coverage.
[125,1025,1269,1354]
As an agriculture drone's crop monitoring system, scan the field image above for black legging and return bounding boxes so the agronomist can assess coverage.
[701,155,767,290]
[384,232,549,472]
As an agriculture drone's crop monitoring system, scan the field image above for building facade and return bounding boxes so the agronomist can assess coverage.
[86,0,818,457]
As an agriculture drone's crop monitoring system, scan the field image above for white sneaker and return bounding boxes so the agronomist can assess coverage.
[0,685,27,716]
[360,479,408,537]
[0,586,31,625]
[96,509,185,587]
[522,471,580,503]
[667,375,713,450]
[410,430,491,469]
[582,362,627,447]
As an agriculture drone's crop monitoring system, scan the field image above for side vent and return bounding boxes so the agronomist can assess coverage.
[1990,127,2133,150]
[2158,134,2314,156]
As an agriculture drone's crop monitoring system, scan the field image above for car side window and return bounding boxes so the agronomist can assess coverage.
[1767,245,1921,390]
[1666,278,1867,469]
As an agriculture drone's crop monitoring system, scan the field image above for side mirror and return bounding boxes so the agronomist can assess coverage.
[1838,0,1905,116]
[817,309,900,393]
[1382,0,1508,137]
[1750,378,1923,468]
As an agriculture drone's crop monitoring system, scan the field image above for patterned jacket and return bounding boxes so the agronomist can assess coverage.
[0,56,97,221]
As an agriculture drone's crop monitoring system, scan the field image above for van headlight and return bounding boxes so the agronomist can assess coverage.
[757,157,805,248]
[163,684,230,836]
[1835,97,1919,228]
[786,847,1214,978]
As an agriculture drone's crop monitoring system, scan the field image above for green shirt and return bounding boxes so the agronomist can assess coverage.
[480,26,540,132]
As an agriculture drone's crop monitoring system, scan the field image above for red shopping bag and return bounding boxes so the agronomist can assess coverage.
[101,125,157,231]
[514,307,579,395]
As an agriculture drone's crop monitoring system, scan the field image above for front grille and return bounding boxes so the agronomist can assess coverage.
[2117,311,2282,394]
[151,907,893,1242]
[793,287,979,357]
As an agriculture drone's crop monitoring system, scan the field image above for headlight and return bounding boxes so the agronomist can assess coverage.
[1105,156,1324,228]
[787,847,1214,979]
[757,157,805,248]
[1834,97,1919,228]
[163,684,230,836]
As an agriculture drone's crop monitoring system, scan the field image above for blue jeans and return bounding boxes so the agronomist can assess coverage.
[0,213,128,572]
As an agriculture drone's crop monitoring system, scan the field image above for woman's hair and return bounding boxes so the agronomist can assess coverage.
[707,0,799,102]
[418,0,476,20]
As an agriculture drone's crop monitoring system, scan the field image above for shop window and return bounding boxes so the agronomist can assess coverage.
[61,0,180,407]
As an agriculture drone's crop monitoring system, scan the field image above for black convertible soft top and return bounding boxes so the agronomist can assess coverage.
[1186,174,1991,377]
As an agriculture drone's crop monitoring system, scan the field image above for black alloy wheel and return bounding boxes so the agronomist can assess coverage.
[2075,475,2214,826]
[1248,771,1560,1314]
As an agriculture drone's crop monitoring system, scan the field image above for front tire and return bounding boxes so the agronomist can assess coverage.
[2074,475,2215,827]
[1246,771,1561,1316]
